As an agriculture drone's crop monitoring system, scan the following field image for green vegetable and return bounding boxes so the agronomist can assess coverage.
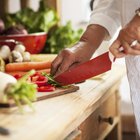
[42,22,83,54]
[5,0,58,33]
[3,70,37,112]
[42,72,70,88]
[42,72,60,86]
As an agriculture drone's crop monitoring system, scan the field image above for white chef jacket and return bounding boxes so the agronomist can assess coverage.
[89,0,140,137]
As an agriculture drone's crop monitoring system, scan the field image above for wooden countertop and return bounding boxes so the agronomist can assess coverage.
[0,64,126,140]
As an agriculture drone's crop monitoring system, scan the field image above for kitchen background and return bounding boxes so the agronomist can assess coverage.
[2,0,134,138]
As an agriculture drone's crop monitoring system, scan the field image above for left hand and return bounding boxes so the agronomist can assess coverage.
[109,14,140,58]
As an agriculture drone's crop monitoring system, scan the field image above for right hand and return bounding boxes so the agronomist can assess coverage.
[51,24,108,77]
[51,41,94,77]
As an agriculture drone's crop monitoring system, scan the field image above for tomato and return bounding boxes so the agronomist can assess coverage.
[38,85,55,92]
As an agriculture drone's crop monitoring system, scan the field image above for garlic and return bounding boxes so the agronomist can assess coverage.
[14,44,25,54]
[22,51,31,62]
[0,45,11,60]
[9,50,23,63]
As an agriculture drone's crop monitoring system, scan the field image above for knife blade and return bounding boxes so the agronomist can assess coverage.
[54,52,113,85]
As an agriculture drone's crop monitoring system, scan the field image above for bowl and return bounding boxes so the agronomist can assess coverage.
[0,32,47,54]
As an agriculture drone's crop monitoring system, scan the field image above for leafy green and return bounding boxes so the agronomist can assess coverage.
[3,70,37,112]
[42,72,70,88]
[4,0,83,54]
[4,0,58,33]
[42,22,83,54]
[42,72,61,87]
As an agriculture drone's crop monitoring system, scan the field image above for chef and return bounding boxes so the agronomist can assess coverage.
[51,0,140,138]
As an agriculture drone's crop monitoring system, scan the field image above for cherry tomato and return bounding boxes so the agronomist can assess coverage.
[38,85,55,92]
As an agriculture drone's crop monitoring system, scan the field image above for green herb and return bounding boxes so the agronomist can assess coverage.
[5,0,58,33]
[3,70,37,112]
[42,72,60,86]
[42,22,83,54]
[42,72,70,88]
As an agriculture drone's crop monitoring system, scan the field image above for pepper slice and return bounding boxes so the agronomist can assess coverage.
[30,72,48,87]
[38,85,55,92]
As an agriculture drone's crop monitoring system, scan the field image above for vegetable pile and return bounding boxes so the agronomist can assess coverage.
[0,69,62,112]
[0,70,37,112]
[0,0,83,54]
[4,0,58,34]
[14,71,60,93]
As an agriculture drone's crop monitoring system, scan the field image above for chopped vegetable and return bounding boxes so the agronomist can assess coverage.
[30,72,48,87]
[38,85,55,92]
[0,70,37,112]
[42,72,61,87]
[0,70,37,111]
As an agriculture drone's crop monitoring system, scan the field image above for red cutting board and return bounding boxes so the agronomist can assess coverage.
[0,85,79,108]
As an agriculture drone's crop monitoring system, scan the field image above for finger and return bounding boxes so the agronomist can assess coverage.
[109,40,126,58]
[54,58,75,77]
[132,41,140,50]
[123,41,140,55]
[51,55,63,76]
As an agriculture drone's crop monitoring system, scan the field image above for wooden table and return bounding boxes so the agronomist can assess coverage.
[0,64,125,140]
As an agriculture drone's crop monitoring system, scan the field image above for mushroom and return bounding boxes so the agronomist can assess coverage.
[14,44,26,54]
[9,50,23,63]
[22,51,31,62]
[0,45,11,60]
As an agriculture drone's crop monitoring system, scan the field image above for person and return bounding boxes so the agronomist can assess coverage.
[51,0,140,138]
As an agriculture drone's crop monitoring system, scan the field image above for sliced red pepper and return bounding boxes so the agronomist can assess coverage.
[14,74,22,79]
[30,73,48,87]
[38,85,55,92]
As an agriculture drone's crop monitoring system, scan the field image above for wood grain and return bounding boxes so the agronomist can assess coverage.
[0,65,126,140]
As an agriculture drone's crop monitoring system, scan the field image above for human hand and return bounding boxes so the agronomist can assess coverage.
[109,15,140,58]
[51,42,94,77]
[51,24,107,77]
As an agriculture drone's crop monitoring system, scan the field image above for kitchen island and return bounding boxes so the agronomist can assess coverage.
[0,64,125,140]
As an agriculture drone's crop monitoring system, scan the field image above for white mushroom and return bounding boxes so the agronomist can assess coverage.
[0,45,11,60]
[22,51,31,62]
[14,44,25,54]
[9,50,23,63]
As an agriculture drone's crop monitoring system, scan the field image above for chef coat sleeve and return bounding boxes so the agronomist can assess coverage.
[89,0,121,39]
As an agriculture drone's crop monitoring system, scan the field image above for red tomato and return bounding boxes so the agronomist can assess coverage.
[38,85,55,92]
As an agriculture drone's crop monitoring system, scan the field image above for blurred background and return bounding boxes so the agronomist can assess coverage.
[0,0,135,139]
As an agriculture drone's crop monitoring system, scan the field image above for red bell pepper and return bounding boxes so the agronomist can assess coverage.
[29,72,48,87]
[38,85,55,92]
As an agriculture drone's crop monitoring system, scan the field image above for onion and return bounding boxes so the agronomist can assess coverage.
[0,72,17,99]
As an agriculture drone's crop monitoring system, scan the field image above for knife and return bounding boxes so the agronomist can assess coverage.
[54,51,114,85]
[54,40,138,85]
